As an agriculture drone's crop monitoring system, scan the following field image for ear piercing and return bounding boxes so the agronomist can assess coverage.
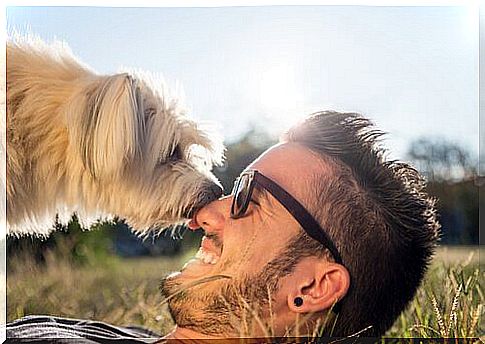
[294,297,303,307]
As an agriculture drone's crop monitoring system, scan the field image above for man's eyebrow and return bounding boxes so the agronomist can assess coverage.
[253,185,272,205]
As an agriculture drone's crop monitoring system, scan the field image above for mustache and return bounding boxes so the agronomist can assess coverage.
[204,232,223,250]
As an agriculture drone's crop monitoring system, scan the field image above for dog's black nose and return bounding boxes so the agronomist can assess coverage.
[185,183,224,219]
[199,183,223,207]
[206,183,223,203]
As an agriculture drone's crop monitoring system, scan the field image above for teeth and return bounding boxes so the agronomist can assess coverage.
[203,253,213,264]
[195,249,219,265]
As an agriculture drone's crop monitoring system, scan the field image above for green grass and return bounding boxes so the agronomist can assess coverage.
[7,246,484,339]
[386,249,483,338]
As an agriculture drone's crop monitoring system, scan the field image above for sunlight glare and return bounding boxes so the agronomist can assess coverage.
[257,63,305,130]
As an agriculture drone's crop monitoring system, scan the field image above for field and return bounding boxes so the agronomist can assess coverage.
[7,245,484,339]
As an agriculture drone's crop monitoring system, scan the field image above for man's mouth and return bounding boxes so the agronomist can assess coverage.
[195,249,220,265]
[194,233,223,265]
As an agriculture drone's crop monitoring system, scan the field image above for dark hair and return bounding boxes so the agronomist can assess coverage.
[281,111,440,336]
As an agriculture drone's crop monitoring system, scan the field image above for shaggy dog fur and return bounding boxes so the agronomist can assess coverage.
[5,37,224,236]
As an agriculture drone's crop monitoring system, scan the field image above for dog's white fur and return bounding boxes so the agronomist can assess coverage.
[5,36,224,236]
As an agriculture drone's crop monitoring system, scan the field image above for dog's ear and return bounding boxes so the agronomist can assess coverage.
[69,73,144,179]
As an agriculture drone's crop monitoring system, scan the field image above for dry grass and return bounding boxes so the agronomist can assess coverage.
[7,246,484,339]
[7,250,192,335]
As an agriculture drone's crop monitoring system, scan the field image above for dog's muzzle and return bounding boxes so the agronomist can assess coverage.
[204,182,224,204]
[185,182,223,218]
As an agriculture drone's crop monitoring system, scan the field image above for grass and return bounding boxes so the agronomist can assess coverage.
[7,246,484,339]
[385,248,483,338]
[7,251,188,334]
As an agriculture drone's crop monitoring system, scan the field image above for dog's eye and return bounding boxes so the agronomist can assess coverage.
[168,145,183,162]
[157,145,182,166]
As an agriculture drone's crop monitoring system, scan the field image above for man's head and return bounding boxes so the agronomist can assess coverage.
[160,111,440,338]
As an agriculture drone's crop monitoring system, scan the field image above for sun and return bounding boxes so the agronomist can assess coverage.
[257,63,305,126]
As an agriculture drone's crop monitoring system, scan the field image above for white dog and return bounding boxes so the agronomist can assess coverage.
[5,36,224,236]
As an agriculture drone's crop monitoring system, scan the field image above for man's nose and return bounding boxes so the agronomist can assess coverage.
[189,197,229,232]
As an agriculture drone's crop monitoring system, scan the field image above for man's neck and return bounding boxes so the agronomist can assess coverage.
[160,326,221,343]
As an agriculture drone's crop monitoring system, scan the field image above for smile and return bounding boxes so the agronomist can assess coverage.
[190,233,223,266]
[176,229,225,279]
[195,249,220,265]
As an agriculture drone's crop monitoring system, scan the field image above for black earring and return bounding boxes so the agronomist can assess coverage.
[294,297,303,307]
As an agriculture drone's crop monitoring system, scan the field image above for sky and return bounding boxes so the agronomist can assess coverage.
[6,5,479,161]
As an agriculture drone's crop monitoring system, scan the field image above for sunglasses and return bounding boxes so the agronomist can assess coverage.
[230,170,343,266]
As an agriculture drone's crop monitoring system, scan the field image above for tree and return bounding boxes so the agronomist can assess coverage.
[214,127,277,192]
[407,137,478,245]
[407,138,476,182]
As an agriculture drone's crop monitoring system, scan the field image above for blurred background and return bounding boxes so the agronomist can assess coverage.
[6,5,481,337]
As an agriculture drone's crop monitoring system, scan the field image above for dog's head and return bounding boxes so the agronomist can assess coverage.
[66,72,224,232]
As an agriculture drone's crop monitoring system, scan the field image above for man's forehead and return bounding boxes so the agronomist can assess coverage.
[247,142,330,205]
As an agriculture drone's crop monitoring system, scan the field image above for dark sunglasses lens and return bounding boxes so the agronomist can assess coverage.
[233,175,251,217]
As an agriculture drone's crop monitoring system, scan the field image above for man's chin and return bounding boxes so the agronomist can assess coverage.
[160,266,276,338]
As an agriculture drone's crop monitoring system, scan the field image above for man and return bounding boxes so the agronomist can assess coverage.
[158,110,440,340]
[7,111,439,341]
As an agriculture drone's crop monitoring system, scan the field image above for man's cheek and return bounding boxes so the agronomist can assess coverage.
[223,219,262,274]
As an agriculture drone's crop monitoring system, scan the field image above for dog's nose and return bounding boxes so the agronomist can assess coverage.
[198,183,223,211]
[205,183,223,204]
[185,183,224,220]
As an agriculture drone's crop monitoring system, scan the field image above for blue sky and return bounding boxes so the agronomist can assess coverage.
[6,5,478,161]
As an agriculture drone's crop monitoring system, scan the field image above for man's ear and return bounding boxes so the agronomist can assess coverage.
[286,259,350,314]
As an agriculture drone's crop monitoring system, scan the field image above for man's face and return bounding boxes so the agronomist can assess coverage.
[160,143,331,336]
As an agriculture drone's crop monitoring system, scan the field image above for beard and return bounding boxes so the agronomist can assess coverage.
[160,268,277,336]
[159,234,309,337]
